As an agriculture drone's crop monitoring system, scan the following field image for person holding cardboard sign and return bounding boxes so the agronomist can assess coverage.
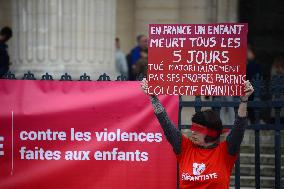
[141,78,254,189]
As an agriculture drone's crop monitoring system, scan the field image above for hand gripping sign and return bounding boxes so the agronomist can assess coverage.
[148,23,248,96]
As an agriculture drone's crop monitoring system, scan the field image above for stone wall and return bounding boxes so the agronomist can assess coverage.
[1,0,117,80]
[116,0,239,54]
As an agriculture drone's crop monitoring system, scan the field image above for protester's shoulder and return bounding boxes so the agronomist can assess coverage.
[218,141,239,165]
[219,141,227,148]
[217,141,231,156]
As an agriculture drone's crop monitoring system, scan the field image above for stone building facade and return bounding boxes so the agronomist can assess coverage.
[0,0,238,79]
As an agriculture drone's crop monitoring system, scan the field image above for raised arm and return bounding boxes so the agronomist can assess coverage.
[226,80,254,155]
[141,79,182,155]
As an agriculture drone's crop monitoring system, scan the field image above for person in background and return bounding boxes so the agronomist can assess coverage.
[246,44,261,123]
[270,55,284,123]
[246,44,261,81]
[132,57,148,79]
[271,56,284,77]
[0,26,13,78]
[127,35,148,80]
[115,37,128,79]
[130,35,148,65]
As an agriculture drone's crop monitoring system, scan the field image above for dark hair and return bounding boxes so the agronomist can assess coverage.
[0,27,13,41]
[191,109,223,143]
[136,35,145,42]
[247,44,256,55]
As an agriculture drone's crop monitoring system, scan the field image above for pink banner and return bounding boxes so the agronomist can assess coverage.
[0,80,178,189]
[148,23,248,96]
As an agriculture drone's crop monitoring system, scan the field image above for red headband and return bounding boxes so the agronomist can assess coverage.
[191,122,218,137]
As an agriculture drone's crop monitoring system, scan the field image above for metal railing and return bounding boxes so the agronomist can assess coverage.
[2,71,131,81]
[179,75,284,189]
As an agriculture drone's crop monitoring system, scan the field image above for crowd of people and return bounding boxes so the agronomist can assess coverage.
[115,35,148,80]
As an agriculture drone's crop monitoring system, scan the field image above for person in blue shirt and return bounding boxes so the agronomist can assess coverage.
[246,44,261,123]
[246,44,261,81]
[128,35,148,80]
[130,35,148,65]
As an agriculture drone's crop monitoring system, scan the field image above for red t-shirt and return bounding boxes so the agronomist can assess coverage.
[177,135,238,189]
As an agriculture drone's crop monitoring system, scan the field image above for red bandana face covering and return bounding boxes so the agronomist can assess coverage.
[191,122,218,138]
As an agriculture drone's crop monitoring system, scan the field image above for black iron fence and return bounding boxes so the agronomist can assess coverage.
[2,71,284,189]
[179,75,284,189]
[2,71,131,81]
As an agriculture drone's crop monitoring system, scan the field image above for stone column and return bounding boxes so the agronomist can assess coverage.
[216,0,239,22]
[134,0,180,36]
[0,0,12,27]
[0,0,13,56]
[10,0,117,80]
[180,0,217,24]
[116,0,135,54]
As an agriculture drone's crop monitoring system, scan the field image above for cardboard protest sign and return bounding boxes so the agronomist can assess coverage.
[148,23,248,96]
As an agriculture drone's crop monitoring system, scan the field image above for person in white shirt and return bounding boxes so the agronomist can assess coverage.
[115,38,128,78]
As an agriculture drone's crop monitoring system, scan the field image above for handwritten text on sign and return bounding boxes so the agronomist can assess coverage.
[148,24,248,96]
